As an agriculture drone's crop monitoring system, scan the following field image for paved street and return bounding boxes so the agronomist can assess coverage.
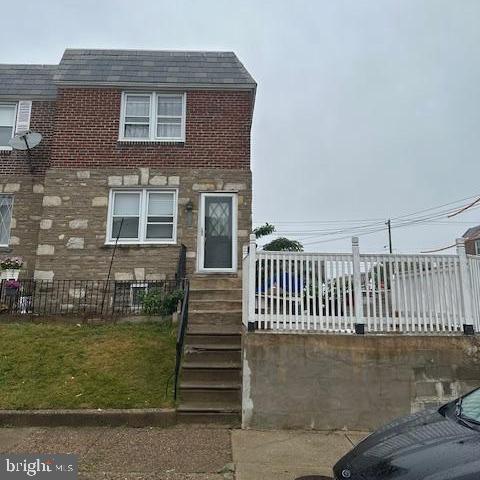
[0,426,369,480]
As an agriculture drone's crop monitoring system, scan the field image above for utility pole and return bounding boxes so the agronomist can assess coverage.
[386,219,392,254]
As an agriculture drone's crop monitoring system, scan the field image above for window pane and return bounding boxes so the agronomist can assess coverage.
[125,117,150,123]
[0,196,13,245]
[157,96,182,116]
[461,390,480,422]
[131,285,147,307]
[112,217,139,239]
[148,216,174,223]
[146,224,173,239]
[125,96,150,116]
[156,117,181,124]
[0,126,13,146]
[113,193,140,216]
[124,124,149,138]
[148,193,174,216]
[0,106,15,126]
[156,123,181,138]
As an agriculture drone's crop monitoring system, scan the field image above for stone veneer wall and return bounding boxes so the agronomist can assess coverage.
[0,175,45,277]
[34,167,252,280]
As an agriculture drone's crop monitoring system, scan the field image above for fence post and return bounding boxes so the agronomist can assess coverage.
[248,233,257,332]
[456,238,475,335]
[242,244,249,328]
[352,236,365,334]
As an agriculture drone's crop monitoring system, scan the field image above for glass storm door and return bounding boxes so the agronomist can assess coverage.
[199,193,237,272]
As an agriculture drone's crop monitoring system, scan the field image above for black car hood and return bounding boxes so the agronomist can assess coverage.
[333,407,480,480]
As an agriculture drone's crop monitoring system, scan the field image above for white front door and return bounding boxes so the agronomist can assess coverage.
[198,193,237,273]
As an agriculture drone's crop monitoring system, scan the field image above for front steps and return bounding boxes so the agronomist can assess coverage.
[177,275,243,425]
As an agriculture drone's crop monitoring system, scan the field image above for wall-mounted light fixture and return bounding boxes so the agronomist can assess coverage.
[185,199,194,227]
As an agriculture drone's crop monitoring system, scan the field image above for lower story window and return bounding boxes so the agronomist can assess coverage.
[0,195,13,246]
[108,189,177,244]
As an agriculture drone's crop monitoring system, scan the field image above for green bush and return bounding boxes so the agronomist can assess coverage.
[142,288,184,316]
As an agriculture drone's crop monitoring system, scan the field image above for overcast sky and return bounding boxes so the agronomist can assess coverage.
[1,0,479,253]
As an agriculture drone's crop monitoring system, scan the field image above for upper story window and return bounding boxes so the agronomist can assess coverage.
[0,195,13,246]
[475,239,480,255]
[119,93,186,142]
[106,189,177,245]
[0,104,17,150]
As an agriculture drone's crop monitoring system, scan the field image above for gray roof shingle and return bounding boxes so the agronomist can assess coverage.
[0,65,57,99]
[54,49,256,88]
[463,225,480,240]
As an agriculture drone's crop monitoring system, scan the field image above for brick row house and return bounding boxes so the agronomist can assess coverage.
[0,49,255,282]
[0,49,255,419]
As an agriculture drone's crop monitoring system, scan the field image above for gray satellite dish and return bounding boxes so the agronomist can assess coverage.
[9,131,42,151]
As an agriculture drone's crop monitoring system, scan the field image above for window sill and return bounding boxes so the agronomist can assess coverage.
[0,147,12,155]
[117,139,185,146]
[102,242,177,249]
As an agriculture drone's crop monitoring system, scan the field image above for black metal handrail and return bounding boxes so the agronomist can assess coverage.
[174,279,190,400]
[175,244,187,289]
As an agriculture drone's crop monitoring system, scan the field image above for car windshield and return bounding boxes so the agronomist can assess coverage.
[458,389,480,423]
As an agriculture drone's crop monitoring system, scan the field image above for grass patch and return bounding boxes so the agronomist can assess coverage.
[0,322,176,409]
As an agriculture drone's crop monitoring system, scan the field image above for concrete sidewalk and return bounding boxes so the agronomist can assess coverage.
[232,429,369,480]
[0,426,369,479]
[0,426,233,479]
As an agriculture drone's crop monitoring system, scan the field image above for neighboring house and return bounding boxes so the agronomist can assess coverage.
[0,49,256,281]
[463,226,480,255]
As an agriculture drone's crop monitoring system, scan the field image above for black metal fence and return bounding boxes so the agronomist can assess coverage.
[0,279,180,316]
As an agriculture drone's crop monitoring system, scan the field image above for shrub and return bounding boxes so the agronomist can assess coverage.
[142,288,184,316]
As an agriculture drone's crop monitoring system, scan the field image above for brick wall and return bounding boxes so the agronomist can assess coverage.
[51,88,253,169]
[0,100,55,175]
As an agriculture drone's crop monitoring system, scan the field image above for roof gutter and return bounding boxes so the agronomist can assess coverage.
[54,80,256,91]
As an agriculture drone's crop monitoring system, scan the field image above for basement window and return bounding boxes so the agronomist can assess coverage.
[119,92,186,142]
[106,189,177,245]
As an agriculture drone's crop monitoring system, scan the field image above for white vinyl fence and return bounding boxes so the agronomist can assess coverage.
[242,235,480,334]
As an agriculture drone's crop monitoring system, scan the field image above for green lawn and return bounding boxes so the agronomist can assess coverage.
[0,322,176,409]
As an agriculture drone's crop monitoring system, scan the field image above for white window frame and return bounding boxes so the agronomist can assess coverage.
[106,188,178,245]
[0,194,14,247]
[119,92,186,142]
[130,282,149,311]
[0,103,17,151]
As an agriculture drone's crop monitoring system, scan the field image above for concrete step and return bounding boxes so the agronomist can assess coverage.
[180,381,241,389]
[190,276,241,290]
[189,289,242,301]
[190,299,242,312]
[176,411,241,426]
[182,360,241,370]
[180,367,241,384]
[179,387,241,405]
[187,324,242,335]
[188,310,242,325]
[183,348,241,365]
[185,333,241,348]
[184,343,240,351]
[178,402,240,413]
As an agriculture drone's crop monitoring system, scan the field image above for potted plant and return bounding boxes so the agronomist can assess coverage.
[0,256,23,280]
[4,279,20,297]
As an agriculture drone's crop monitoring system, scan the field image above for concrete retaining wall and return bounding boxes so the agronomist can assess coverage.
[242,333,480,431]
